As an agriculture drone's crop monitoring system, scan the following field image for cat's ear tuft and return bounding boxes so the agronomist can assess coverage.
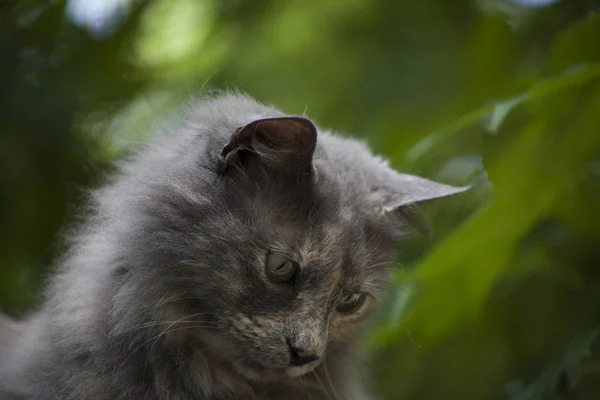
[375,172,470,213]
[220,117,317,171]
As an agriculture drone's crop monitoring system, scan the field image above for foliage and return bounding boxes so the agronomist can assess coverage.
[1,0,599,399]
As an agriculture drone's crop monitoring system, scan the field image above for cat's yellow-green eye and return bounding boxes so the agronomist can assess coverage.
[266,251,298,283]
[336,292,367,314]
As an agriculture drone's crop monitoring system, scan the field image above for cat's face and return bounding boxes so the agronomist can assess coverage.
[200,183,398,381]
[116,112,466,383]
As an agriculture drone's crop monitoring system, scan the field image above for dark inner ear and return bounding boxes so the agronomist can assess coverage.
[220,117,317,173]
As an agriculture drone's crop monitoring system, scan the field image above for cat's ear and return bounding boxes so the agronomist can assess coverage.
[374,171,470,213]
[220,117,317,171]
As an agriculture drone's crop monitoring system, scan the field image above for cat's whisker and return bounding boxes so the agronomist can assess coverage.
[365,261,397,269]
[153,312,214,334]
[312,370,327,398]
[298,374,315,399]
[403,326,422,348]
[147,322,218,353]
[116,314,218,369]
[146,324,221,359]
[122,323,217,362]
[156,295,207,306]
[396,261,406,274]
[115,323,215,374]
[322,363,340,400]
[301,372,322,392]
[115,318,214,335]
[113,311,214,335]
[149,325,219,344]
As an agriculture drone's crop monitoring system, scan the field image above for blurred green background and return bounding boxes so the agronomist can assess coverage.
[1,0,600,399]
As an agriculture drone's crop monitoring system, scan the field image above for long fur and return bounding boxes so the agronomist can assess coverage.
[0,92,462,400]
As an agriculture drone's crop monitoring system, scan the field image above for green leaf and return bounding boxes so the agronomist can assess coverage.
[486,94,526,134]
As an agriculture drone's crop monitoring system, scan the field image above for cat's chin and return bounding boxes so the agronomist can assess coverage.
[233,360,321,382]
[285,361,321,378]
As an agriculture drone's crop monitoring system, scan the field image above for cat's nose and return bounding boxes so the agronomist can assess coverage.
[289,345,319,366]
[287,338,320,366]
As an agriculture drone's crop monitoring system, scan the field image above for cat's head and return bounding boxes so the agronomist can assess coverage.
[107,99,467,383]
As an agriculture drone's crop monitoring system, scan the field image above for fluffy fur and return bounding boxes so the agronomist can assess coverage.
[0,93,466,400]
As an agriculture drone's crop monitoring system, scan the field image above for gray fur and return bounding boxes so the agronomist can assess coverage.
[0,93,467,400]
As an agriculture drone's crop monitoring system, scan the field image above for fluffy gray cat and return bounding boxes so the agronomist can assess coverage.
[0,93,467,400]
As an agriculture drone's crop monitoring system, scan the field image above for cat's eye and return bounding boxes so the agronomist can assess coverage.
[266,251,298,283]
[336,293,367,314]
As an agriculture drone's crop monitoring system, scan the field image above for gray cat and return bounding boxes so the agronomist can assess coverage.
[0,93,467,400]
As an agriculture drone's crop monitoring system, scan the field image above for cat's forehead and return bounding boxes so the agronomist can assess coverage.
[248,166,388,261]
[270,202,382,271]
